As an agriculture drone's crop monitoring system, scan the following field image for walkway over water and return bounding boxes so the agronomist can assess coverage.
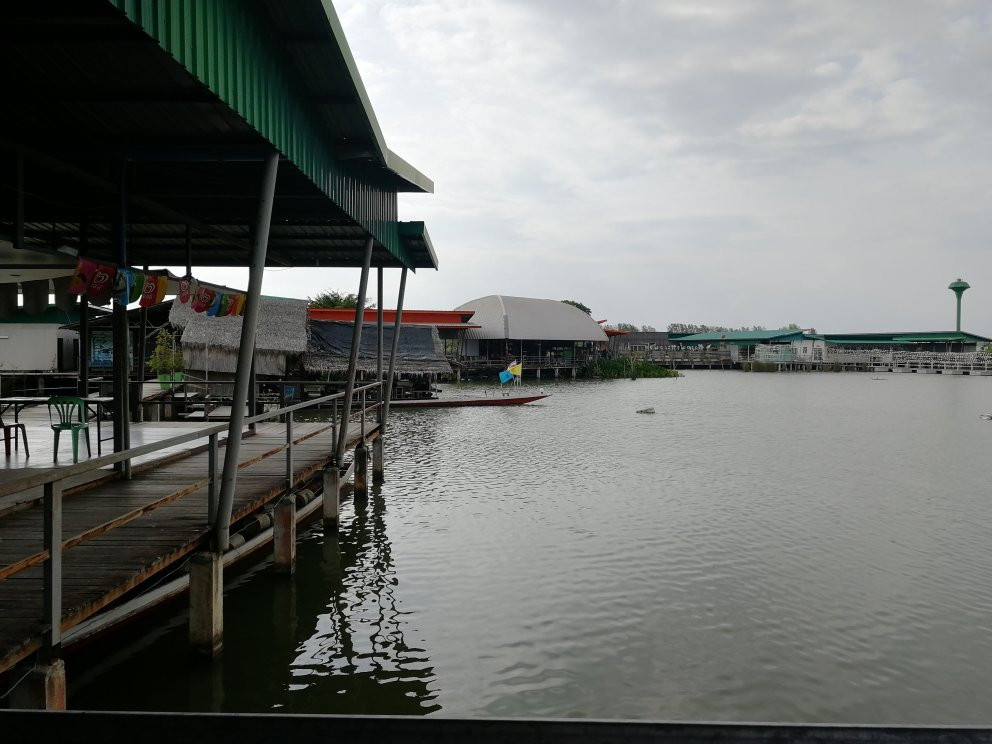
[0,416,374,676]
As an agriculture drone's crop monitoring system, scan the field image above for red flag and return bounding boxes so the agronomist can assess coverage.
[68,258,97,295]
[191,285,216,313]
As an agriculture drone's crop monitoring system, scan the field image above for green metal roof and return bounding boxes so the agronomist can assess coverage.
[107,0,431,265]
[678,330,807,344]
[822,331,992,344]
[822,338,916,346]
[0,1,437,271]
[0,306,81,325]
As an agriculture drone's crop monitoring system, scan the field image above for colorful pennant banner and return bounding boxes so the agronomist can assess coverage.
[66,257,247,317]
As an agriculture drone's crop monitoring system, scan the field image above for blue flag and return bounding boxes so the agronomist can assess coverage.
[499,370,514,384]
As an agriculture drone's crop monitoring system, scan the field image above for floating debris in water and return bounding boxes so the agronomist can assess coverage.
[636,407,655,414]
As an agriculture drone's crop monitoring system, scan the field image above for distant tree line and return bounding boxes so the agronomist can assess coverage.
[557,302,817,336]
[308,288,374,309]
[666,322,815,334]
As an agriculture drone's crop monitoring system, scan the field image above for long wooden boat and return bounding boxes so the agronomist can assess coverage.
[389,393,550,409]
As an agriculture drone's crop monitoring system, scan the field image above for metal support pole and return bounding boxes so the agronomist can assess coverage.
[77,222,90,398]
[184,223,193,277]
[14,152,24,250]
[112,161,131,478]
[380,268,408,435]
[248,350,257,434]
[215,150,279,551]
[377,267,383,423]
[285,410,294,493]
[208,433,218,523]
[330,398,338,453]
[135,265,148,423]
[43,481,63,656]
[78,294,89,397]
[334,237,374,466]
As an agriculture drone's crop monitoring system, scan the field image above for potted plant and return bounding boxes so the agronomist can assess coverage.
[148,328,186,389]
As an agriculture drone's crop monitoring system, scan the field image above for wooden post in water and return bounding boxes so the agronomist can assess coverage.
[15,479,69,710]
[7,660,66,710]
[354,442,368,497]
[273,495,296,575]
[322,466,340,528]
[372,436,384,482]
[189,552,223,657]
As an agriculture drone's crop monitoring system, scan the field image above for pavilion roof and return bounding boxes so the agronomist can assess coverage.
[0,0,436,275]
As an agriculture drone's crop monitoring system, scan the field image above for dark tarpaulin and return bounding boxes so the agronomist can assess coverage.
[305,320,452,376]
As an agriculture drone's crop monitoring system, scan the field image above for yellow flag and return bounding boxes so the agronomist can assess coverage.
[509,363,522,376]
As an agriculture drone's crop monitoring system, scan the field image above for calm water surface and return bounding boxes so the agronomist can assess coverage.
[70,372,992,723]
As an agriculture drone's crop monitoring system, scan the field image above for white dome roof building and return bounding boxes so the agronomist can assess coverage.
[453,295,607,377]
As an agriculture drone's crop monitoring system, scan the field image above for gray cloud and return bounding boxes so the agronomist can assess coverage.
[302,0,992,333]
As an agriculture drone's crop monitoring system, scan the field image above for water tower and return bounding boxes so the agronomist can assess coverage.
[948,278,970,332]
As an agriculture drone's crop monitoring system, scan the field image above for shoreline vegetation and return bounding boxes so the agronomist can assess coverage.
[583,359,680,379]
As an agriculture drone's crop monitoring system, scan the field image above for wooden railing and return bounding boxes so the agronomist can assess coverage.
[0,381,384,657]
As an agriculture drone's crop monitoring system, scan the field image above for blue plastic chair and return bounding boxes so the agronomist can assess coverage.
[47,396,91,463]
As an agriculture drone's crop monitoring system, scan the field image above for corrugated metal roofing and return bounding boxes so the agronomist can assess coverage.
[0,0,437,270]
[678,330,806,343]
[822,331,992,344]
[0,306,81,325]
[454,295,608,342]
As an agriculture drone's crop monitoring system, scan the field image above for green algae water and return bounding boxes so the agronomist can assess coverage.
[68,372,992,723]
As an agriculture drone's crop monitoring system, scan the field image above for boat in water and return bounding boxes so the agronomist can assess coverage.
[389,393,550,409]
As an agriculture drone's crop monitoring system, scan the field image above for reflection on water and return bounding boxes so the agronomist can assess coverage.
[69,373,992,723]
[284,486,440,713]
[69,484,439,714]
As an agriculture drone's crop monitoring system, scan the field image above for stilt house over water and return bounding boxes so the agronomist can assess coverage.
[170,295,309,379]
[454,295,609,378]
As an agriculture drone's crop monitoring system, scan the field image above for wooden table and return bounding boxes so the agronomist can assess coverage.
[0,396,116,455]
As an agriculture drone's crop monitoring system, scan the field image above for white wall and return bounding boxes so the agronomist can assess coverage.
[0,324,60,370]
[791,339,825,361]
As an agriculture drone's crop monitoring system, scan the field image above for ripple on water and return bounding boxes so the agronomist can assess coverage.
[68,374,992,723]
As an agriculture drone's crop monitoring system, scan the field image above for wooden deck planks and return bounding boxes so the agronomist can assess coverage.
[0,420,375,674]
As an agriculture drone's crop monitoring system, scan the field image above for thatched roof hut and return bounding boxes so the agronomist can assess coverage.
[169,296,309,376]
[304,320,452,379]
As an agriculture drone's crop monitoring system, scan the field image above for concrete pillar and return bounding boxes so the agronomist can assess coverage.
[7,660,66,710]
[572,366,577,378]
[354,442,368,497]
[273,495,296,575]
[322,466,340,528]
[189,551,223,657]
[372,436,384,482]
[537,367,541,379]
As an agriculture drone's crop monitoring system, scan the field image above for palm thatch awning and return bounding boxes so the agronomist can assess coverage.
[170,296,309,376]
[304,320,451,378]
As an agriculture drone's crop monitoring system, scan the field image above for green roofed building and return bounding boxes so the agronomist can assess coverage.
[676,329,808,346]
[820,331,992,353]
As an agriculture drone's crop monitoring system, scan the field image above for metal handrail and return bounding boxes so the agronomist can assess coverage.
[0,379,386,659]
[0,381,383,499]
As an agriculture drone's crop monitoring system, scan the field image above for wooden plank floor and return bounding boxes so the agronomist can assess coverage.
[0,419,376,675]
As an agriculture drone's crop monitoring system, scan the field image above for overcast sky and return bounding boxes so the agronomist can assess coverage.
[197,0,992,333]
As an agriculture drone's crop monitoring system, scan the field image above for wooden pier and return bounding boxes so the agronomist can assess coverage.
[624,348,736,370]
[747,348,992,374]
[0,389,382,691]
